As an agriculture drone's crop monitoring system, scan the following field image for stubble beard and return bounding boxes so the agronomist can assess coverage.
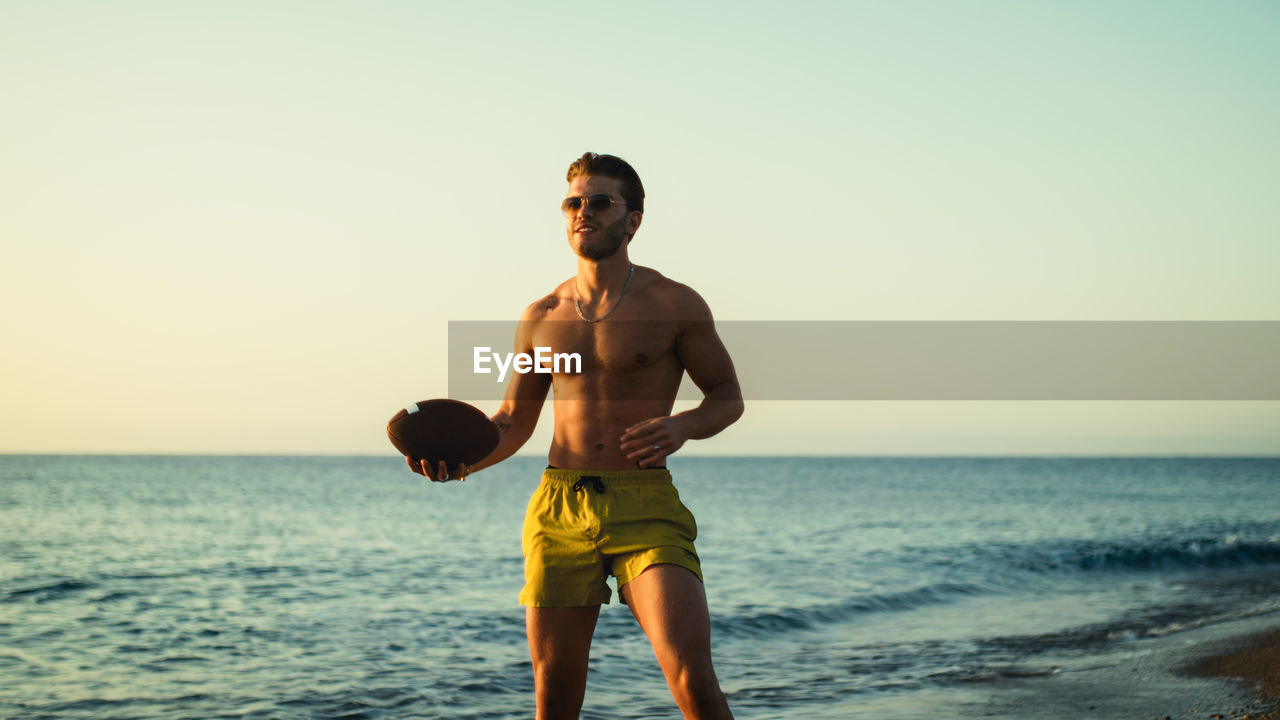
[575,214,629,261]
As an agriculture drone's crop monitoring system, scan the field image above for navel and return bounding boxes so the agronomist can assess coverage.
[595,443,606,451]
[635,353,648,365]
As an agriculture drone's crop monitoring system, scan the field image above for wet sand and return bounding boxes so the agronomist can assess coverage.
[1190,627,1280,720]
[967,612,1280,720]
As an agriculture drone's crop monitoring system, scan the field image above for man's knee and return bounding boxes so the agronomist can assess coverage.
[533,658,580,689]
[533,661,588,719]
[527,607,599,720]
[669,662,727,713]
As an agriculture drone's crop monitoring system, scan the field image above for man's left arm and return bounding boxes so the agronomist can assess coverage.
[620,289,743,467]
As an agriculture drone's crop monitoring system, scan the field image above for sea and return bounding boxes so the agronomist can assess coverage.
[2,455,1278,719]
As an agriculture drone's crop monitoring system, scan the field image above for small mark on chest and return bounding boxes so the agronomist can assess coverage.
[635,353,648,365]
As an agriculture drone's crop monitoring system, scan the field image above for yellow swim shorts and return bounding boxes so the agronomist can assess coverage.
[519,467,703,607]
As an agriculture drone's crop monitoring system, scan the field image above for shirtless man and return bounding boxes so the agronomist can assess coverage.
[409,152,742,719]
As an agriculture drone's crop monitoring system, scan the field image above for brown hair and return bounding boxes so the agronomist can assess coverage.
[566,152,645,214]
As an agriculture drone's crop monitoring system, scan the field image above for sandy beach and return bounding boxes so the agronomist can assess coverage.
[1190,626,1280,720]
[969,611,1280,720]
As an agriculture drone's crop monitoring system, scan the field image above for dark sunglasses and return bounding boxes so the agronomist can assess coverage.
[561,194,627,216]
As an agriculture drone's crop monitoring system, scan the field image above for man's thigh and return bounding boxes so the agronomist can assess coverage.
[526,605,601,719]
[619,563,713,659]
[526,605,601,668]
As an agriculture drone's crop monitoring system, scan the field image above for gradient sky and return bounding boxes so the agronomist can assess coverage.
[2,1,1277,455]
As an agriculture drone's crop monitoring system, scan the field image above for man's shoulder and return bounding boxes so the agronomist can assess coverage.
[519,278,575,322]
[636,268,713,320]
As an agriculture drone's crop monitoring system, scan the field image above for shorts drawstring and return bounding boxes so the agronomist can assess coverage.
[571,476,606,494]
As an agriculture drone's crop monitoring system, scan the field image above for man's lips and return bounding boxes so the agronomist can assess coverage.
[575,225,598,233]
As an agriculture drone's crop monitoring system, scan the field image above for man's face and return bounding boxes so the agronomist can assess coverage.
[565,175,638,261]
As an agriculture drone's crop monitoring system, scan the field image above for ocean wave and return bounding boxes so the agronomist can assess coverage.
[1013,536,1280,574]
[1139,599,1280,638]
[979,593,1280,657]
[3,578,97,603]
[714,582,984,638]
[898,533,1280,583]
[712,535,1280,640]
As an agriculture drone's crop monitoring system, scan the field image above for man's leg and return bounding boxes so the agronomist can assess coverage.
[620,564,734,720]
[526,605,601,720]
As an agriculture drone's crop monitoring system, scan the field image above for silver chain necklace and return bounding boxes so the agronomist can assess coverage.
[574,264,635,323]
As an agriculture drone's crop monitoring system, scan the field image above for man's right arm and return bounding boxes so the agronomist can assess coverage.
[407,301,550,480]
[460,302,551,474]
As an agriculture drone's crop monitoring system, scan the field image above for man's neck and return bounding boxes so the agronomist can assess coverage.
[576,253,633,300]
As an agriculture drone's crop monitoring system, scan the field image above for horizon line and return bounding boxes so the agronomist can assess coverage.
[3,452,1278,460]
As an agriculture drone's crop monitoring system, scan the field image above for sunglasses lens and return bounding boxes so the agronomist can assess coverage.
[562,195,625,215]
[587,194,615,212]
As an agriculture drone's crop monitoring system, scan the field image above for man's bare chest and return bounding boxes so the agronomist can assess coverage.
[531,320,680,375]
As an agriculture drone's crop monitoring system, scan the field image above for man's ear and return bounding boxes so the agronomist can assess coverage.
[627,210,643,241]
